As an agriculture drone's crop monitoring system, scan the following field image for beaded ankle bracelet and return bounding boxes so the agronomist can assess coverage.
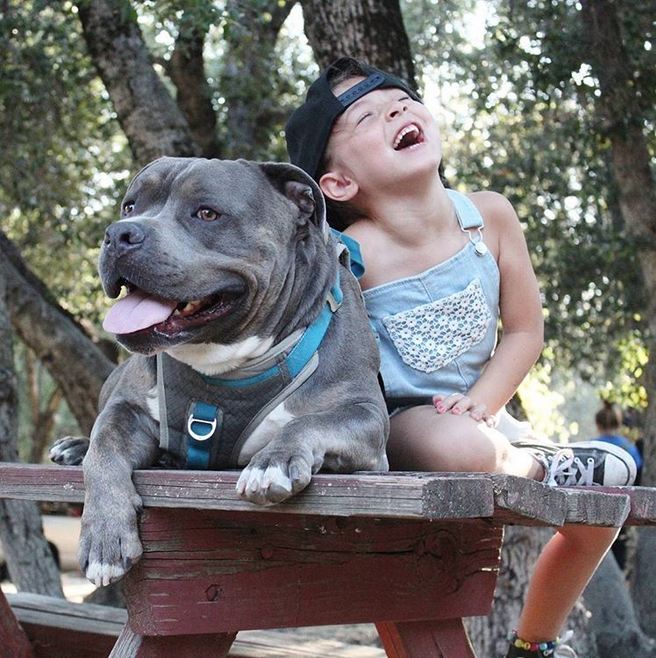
[508,630,559,656]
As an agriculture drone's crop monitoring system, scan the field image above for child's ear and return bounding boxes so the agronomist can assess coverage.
[319,170,359,203]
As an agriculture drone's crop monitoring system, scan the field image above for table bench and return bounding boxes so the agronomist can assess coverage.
[1,463,654,658]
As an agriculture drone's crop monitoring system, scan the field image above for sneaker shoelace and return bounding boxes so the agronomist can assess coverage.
[546,449,594,486]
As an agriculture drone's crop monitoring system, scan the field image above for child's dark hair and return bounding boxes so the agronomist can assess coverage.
[595,400,622,432]
[317,60,369,231]
[317,59,450,232]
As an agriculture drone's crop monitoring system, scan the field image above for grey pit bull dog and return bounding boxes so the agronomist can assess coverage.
[50,157,389,587]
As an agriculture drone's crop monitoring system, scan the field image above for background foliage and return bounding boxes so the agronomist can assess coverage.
[1,0,653,446]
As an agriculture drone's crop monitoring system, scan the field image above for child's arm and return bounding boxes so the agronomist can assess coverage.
[436,192,544,421]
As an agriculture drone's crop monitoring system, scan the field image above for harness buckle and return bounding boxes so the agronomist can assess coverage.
[327,284,343,312]
[187,415,218,442]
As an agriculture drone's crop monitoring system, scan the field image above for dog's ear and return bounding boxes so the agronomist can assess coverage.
[258,162,329,242]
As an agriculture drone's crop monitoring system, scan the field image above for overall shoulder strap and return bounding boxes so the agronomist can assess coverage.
[447,189,484,230]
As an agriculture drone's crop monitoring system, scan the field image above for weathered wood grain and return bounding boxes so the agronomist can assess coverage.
[6,592,383,658]
[123,509,502,635]
[589,486,656,525]
[376,619,476,658]
[0,464,494,520]
[0,589,34,658]
[109,624,236,658]
[229,630,386,657]
[562,489,631,526]
[490,474,568,526]
[6,592,127,635]
[2,463,654,526]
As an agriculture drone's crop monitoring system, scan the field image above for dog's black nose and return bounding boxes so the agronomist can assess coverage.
[104,222,146,255]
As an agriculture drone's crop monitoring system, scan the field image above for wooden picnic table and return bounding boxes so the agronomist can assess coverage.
[1,463,654,658]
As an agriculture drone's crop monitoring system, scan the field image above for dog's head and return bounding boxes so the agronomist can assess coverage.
[99,157,330,355]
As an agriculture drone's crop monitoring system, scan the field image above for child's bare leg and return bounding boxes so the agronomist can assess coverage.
[388,405,542,478]
[516,524,619,642]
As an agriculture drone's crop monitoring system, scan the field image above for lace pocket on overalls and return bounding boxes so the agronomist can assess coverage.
[382,278,492,373]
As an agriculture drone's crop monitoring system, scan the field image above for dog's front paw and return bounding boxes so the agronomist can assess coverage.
[236,446,314,505]
[49,436,90,466]
[78,493,143,586]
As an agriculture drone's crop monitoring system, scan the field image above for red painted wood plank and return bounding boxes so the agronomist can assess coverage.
[124,509,501,635]
[0,589,34,658]
[19,622,116,658]
[376,619,476,658]
[109,623,236,657]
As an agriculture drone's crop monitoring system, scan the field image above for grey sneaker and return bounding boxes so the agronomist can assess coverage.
[514,440,637,487]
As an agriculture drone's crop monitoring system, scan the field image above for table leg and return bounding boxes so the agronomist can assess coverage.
[376,618,476,658]
[109,623,237,658]
[0,589,34,658]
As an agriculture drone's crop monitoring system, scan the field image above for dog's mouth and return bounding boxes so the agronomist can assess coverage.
[103,280,244,337]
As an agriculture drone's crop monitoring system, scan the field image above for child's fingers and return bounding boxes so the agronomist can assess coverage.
[450,395,474,415]
[434,393,464,413]
[440,394,471,415]
[468,403,488,422]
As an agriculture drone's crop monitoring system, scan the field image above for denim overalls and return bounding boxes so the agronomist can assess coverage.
[364,189,500,404]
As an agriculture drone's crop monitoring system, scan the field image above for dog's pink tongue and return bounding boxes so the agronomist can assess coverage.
[103,290,177,334]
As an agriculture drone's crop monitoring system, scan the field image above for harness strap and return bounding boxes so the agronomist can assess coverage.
[156,353,170,452]
[331,229,365,279]
[186,401,222,469]
[202,273,342,389]
[155,273,344,469]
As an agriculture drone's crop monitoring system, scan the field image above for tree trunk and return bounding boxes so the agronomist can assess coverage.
[300,0,417,86]
[0,265,63,596]
[465,526,598,657]
[25,348,64,464]
[75,0,199,166]
[220,0,295,160]
[0,230,114,435]
[580,0,656,635]
[583,552,656,657]
[168,12,222,158]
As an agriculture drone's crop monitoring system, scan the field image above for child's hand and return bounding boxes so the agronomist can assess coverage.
[432,393,496,426]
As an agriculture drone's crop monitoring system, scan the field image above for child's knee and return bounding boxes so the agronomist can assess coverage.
[431,415,506,472]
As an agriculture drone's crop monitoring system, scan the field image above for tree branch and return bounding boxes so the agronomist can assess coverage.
[220,0,295,159]
[75,0,200,165]
[168,13,222,157]
[0,229,114,435]
[299,0,417,87]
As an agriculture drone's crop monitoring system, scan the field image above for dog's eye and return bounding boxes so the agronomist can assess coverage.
[122,202,135,215]
[195,207,220,222]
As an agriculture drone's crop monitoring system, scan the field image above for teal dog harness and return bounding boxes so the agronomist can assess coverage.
[156,251,353,469]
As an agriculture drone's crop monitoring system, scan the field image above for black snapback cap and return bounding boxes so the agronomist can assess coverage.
[285,57,422,181]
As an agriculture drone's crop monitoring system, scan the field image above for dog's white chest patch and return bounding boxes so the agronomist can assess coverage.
[167,336,274,376]
[237,402,296,465]
[146,386,159,422]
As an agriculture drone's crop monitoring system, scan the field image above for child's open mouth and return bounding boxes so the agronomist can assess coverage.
[393,123,425,150]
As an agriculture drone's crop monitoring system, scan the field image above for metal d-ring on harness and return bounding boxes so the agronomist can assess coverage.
[449,189,488,257]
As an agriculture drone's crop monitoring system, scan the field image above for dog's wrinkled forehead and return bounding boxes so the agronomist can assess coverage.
[123,157,328,239]
[124,157,248,207]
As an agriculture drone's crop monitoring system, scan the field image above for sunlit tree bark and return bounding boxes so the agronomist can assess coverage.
[580,0,656,636]
[0,267,63,596]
